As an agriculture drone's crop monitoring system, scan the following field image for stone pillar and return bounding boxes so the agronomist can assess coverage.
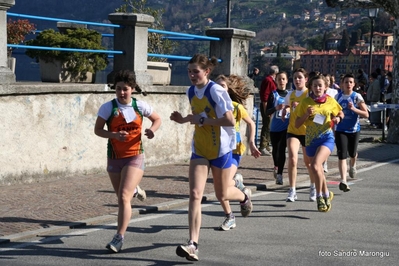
[206,28,255,79]
[0,0,15,83]
[107,13,154,86]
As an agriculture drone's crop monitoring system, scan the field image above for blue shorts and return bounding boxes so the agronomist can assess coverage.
[191,152,232,169]
[305,134,335,157]
[232,153,242,167]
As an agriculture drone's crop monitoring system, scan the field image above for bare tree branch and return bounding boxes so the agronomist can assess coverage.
[325,0,399,17]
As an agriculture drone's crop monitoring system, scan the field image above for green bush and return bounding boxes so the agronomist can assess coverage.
[25,28,108,81]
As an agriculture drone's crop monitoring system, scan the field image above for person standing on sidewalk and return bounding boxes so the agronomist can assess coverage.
[282,68,315,202]
[367,72,381,128]
[259,65,279,156]
[295,74,343,212]
[334,73,368,192]
[94,70,162,253]
[266,71,290,185]
[170,54,253,261]
[215,74,261,231]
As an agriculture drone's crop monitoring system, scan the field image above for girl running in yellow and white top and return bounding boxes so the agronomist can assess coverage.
[295,74,343,212]
[170,54,253,262]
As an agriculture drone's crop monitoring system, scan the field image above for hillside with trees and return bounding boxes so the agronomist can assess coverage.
[9,0,392,64]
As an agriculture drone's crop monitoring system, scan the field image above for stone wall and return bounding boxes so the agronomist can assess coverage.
[0,83,253,185]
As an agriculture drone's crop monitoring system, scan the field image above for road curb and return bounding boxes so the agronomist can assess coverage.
[0,155,391,244]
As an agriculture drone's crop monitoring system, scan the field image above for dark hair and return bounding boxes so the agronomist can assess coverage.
[293,68,309,78]
[371,72,378,79]
[343,73,355,80]
[188,54,218,74]
[308,73,329,88]
[276,71,288,82]
[111,70,147,96]
[387,72,393,78]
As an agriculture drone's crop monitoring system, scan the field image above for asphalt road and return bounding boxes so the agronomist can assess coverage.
[1,158,398,266]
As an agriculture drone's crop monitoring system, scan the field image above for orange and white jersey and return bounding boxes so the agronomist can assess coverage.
[97,98,153,159]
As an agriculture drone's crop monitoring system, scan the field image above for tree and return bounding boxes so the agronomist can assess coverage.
[323,32,328,50]
[116,0,176,62]
[7,19,36,56]
[325,0,399,143]
[338,29,350,53]
[307,35,324,51]
[349,30,360,47]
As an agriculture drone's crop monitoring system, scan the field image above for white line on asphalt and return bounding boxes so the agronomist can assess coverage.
[2,158,398,252]
[0,191,276,252]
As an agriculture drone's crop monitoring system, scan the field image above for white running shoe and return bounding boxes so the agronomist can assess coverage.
[233,173,245,191]
[219,215,236,231]
[133,185,146,201]
[349,166,357,179]
[176,240,199,261]
[323,161,328,173]
[276,174,283,185]
[309,186,316,202]
[106,234,123,253]
[286,188,297,202]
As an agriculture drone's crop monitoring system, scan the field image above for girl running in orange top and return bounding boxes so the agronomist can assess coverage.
[94,70,161,253]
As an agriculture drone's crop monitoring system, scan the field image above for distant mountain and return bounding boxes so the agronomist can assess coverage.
[9,0,390,72]
[9,0,120,24]
[9,0,361,49]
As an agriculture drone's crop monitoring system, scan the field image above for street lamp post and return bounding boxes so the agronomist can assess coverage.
[368,8,379,76]
[226,0,231,28]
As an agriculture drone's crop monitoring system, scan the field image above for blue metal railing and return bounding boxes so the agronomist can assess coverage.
[7,44,123,55]
[6,12,221,58]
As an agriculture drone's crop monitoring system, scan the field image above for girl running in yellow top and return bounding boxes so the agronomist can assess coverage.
[282,68,315,202]
[215,74,261,231]
[170,54,253,261]
[295,74,343,212]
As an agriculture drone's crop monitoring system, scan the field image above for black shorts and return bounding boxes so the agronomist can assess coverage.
[286,133,306,147]
[335,131,360,160]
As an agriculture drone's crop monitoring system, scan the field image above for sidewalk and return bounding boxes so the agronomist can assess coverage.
[1,123,398,244]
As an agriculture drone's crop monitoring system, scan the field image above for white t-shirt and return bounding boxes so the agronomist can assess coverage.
[97,98,153,121]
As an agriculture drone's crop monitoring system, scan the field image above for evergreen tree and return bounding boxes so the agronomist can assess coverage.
[116,0,176,62]
[276,43,281,57]
[349,31,359,47]
[323,32,328,50]
[338,29,350,53]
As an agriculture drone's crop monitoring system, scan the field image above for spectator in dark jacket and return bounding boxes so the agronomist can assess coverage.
[258,65,279,156]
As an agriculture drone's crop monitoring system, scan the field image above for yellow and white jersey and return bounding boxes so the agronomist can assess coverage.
[188,81,235,160]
